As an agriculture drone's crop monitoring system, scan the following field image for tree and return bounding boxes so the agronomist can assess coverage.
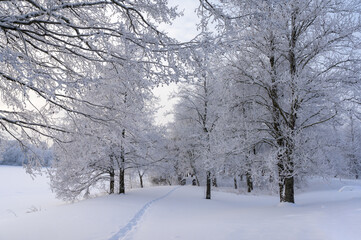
[171,45,221,198]
[0,0,180,145]
[213,71,269,193]
[50,62,157,199]
[167,124,201,186]
[200,0,361,203]
[339,108,361,179]
[338,73,361,179]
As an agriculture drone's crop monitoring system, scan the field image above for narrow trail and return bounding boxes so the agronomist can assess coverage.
[108,186,182,240]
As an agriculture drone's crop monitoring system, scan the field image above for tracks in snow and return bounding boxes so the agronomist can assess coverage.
[108,186,181,240]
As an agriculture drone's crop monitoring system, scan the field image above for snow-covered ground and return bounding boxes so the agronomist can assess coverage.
[1,166,361,240]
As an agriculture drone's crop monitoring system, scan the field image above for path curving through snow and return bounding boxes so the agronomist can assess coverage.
[108,186,182,240]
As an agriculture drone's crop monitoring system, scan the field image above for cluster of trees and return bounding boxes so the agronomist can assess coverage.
[0,0,182,200]
[1,0,361,203]
[169,0,361,202]
[49,66,174,200]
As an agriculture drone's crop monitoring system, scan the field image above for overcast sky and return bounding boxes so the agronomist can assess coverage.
[162,0,200,42]
[153,0,200,125]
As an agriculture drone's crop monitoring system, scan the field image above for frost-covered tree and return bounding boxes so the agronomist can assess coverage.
[338,107,361,179]
[50,63,158,200]
[200,0,361,203]
[337,74,361,179]
[0,0,180,144]
[214,75,269,193]
[171,46,221,199]
[125,121,171,188]
[167,124,201,185]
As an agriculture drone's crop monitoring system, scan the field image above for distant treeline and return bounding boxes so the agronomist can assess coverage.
[0,140,53,166]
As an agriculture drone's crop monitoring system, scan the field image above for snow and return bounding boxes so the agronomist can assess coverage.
[109,186,181,240]
[0,166,61,221]
[1,166,361,240]
[339,185,361,192]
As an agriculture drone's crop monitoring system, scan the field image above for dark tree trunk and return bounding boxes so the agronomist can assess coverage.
[278,155,295,203]
[240,174,243,182]
[278,159,285,202]
[284,176,294,203]
[269,32,297,203]
[119,128,125,194]
[110,169,115,194]
[119,93,127,194]
[234,177,238,189]
[281,8,297,204]
[177,175,182,185]
[139,174,144,188]
[279,181,285,202]
[206,171,211,199]
[192,175,200,186]
[119,167,125,194]
[246,171,253,193]
[192,178,197,186]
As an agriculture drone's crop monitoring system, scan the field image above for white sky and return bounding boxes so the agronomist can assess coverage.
[153,0,200,126]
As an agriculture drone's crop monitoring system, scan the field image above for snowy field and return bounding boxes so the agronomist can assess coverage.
[1,166,361,240]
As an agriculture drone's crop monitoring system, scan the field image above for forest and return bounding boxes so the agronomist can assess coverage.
[1,0,361,206]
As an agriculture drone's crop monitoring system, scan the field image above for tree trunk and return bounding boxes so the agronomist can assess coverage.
[192,178,197,186]
[192,175,200,186]
[110,169,115,194]
[119,166,125,194]
[206,171,211,199]
[281,7,297,204]
[119,128,125,194]
[246,171,253,193]
[195,175,200,186]
[119,94,127,194]
[278,155,295,203]
[177,175,183,185]
[279,181,285,202]
[139,174,144,188]
[234,177,238,189]
[284,176,294,203]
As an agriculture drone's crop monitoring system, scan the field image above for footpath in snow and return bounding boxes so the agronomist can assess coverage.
[108,186,181,240]
[1,166,361,240]
[121,184,361,240]
[0,167,178,240]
